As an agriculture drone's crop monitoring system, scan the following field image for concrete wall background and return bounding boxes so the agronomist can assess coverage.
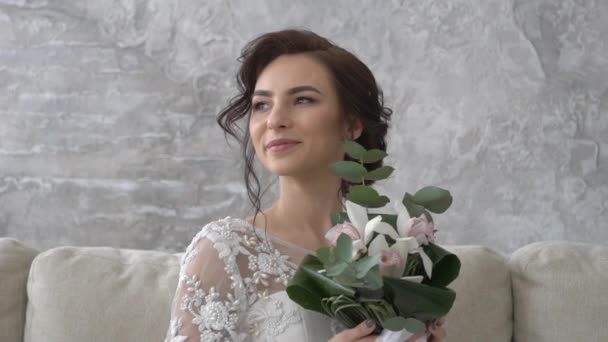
[0,0,606,254]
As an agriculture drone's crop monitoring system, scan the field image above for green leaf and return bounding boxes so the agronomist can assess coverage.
[286,255,355,315]
[355,254,379,278]
[329,161,367,183]
[316,247,332,265]
[347,185,378,205]
[331,212,398,227]
[403,318,426,333]
[327,262,348,277]
[364,166,394,181]
[330,212,347,225]
[362,149,387,163]
[383,277,457,322]
[421,243,461,287]
[412,186,453,213]
[376,196,390,208]
[347,185,390,208]
[335,263,379,289]
[335,303,368,328]
[382,316,409,332]
[402,192,426,217]
[343,140,367,160]
[365,301,392,323]
[334,264,358,285]
[359,265,383,290]
[335,234,353,262]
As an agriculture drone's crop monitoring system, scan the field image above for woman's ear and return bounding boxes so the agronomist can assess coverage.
[346,117,363,140]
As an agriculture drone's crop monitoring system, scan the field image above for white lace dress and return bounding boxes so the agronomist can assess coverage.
[165,217,338,342]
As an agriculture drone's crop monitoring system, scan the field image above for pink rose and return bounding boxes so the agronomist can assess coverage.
[324,223,361,246]
[379,249,405,277]
[403,215,435,244]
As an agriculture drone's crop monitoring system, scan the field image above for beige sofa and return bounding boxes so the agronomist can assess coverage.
[1,237,607,342]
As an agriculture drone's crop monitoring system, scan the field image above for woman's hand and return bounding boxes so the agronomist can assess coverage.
[427,317,447,342]
[404,317,447,342]
[329,320,378,342]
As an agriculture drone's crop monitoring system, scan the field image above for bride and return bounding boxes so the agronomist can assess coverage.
[165,29,446,342]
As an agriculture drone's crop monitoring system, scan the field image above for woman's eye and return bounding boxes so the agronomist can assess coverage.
[295,97,315,105]
[252,101,269,112]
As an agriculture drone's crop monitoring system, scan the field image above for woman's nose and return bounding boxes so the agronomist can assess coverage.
[266,102,292,129]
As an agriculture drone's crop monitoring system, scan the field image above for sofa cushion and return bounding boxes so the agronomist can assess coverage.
[445,245,513,342]
[24,246,180,342]
[510,241,608,342]
[0,238,38,342]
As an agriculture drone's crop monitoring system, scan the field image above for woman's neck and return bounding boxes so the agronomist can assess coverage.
[262,175,344,250]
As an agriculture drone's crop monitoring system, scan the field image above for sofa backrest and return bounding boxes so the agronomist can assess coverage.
[0,238,38,342]
[21,243,513,342]
[24,246,180,342]
[446,245,513,341]
[509,241,608,342]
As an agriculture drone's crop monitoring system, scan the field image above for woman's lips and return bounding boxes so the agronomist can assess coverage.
[266,142,300,153]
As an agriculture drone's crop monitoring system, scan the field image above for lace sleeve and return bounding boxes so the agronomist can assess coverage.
[165,221,250,342]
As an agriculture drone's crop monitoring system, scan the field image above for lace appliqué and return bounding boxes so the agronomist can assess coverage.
[246,296,301,341]
[223,217,300,313]
[178,274,241,342]
[168,217,304,341]
[168,318,187,342]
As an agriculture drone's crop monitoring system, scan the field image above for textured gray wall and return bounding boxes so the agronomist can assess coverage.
[0,0,606,255]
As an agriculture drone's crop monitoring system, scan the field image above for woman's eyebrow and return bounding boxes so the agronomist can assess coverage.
[252,85,322,97]
[287,85,322,95]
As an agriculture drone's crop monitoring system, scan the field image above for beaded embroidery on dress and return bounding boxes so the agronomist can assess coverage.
[165,217,335,342]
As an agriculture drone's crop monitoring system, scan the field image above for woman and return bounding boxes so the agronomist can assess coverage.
[166,29,447,342]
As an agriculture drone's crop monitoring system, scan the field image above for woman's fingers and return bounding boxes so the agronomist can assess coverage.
[329,319,376,342]
[427,317,447,342]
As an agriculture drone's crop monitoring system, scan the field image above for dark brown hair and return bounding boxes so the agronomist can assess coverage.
[216,29,392,227]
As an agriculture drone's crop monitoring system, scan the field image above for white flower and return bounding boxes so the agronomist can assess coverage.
[362,201,435,279]
[325,200,401,260]
[367,234,419,278]
[345,200,400,244]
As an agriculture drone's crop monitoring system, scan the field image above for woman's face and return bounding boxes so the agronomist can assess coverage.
[249,54,360,180]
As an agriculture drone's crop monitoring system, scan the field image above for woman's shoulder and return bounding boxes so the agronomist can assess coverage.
[196,216,251,238]
[181,217,254,264]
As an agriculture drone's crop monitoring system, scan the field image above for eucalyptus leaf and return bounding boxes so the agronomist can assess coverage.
[402,193,426,217]
[359,265,383,290]
[343,140,367,160]
[327,262,348,277]
[362,149,387,163]
[336,234,353,262]
[403,318,426,333]
[347,186,390,208]
[376,196,391,208]
[355,254,379,278]
[329,161,367,183]
[316,247,332,265]
[364,166,394,181]
[331,212,347,225]
[331,212,397,227]
[382,316,409,332]
[412,186,453,213]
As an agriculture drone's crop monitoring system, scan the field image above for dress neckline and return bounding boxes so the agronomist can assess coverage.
[228,216,318,255]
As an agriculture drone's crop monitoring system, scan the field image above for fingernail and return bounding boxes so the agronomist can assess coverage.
[365,319,375,328]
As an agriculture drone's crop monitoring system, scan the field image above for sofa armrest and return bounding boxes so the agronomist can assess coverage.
[510,241,608,342]
[0,238,38,342]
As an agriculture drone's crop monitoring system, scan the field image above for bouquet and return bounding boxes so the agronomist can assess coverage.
[286,140,461,341]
